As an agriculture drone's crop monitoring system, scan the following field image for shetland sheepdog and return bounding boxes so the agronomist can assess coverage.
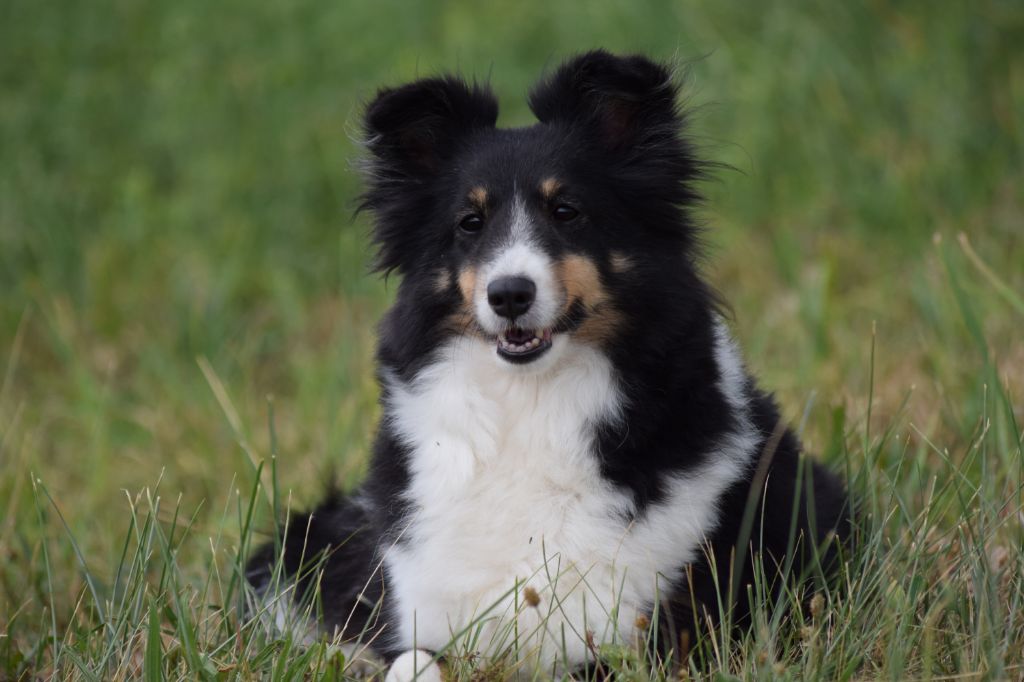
[247,50,848,681]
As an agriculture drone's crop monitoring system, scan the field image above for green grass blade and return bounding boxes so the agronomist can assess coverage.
[145,597,165,682]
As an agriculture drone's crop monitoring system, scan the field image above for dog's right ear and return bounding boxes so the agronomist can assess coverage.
[363,77,498,177]
[361,77,497,275]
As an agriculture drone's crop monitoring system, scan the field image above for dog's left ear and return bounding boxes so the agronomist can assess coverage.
[528,50,680,152]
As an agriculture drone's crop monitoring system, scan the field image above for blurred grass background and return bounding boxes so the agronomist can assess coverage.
[1,0,1023,678]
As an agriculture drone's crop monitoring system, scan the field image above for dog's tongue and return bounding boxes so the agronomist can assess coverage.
[505,327,535,344]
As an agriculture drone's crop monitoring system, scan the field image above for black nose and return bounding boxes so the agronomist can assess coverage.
[487,276,536,319]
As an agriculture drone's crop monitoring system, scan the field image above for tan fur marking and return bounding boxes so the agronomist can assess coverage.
[457,267,477,305]
[441,309,481,338]
[540,177,561,199]
[468,186,488,208]
[610,251,634,274]
[556,254,622,345]
[574,307,623,345]
[558,254,605,308]
[441,266,483,339]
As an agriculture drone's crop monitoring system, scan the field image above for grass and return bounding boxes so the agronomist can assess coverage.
[1,0,1023,679]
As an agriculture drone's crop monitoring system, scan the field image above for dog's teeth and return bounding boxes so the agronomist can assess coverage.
[497,329,553,356]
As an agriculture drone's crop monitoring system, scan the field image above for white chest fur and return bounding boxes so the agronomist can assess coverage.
[382,330,755,672]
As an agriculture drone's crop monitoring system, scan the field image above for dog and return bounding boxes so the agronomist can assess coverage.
[247,50,849,681]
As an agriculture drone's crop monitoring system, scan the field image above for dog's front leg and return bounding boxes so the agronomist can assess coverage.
[384,649,443,682]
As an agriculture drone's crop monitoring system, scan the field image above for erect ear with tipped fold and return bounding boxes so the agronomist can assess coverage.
[360,77,497,275]
[364,76,498,176]
[528,50,680,152]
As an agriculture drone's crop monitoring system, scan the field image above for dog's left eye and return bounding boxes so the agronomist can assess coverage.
[552,205,579,222]
[459,214,484,233]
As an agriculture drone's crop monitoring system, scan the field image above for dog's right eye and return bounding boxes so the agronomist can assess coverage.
[459,214,484,233]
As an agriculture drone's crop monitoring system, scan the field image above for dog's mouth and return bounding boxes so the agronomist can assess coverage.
[496,327,553,364]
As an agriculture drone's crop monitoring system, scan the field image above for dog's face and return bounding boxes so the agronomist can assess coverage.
[361,51,704,370]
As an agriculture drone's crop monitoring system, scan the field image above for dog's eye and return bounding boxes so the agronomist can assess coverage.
[552,205,579,222]
[459,214,484,233]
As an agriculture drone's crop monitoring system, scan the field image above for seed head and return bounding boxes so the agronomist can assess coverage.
[809,593,825,618]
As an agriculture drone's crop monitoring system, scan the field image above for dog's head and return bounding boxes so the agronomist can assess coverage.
[360,51,707,371]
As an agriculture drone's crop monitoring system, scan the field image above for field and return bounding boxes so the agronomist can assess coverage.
[2,1,1023,679]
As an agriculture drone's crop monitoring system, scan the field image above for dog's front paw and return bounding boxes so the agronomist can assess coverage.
[384,649,442,682]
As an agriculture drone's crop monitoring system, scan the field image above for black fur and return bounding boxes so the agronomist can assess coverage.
[247,50,849,667]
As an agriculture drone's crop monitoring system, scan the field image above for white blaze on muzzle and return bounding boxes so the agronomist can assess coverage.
[474,197,560,335]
